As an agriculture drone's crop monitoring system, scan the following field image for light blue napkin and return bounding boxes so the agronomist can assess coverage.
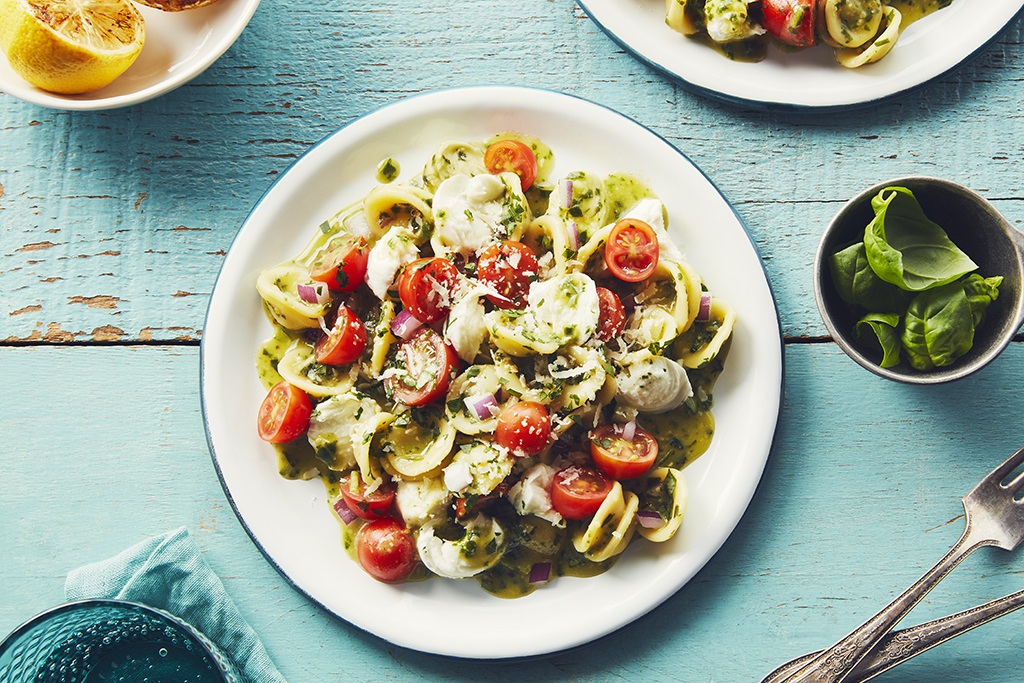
[65,527,287,683]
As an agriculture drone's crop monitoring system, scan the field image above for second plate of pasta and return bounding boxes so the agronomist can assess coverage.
[578,0,1024,109]
[201,86,783,658]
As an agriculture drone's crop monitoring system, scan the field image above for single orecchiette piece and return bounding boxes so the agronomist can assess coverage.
[835,6,902,68]
[572,481,639,562]
[823,0,884,48]
[417,514,506,579]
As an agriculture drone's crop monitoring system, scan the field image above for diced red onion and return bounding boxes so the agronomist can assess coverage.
[560,179,573,210]
[637,511,665,529]
[297,281,329,305]
[528,562,551,584]
[390,309,423,339]
[567,220,580,252]
[622,420,636,442]
[332,498,357,525]
[697,292,713,322]
[464,393,499,421]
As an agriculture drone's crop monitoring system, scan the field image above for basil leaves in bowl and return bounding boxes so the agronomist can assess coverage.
[814,177,1024,384]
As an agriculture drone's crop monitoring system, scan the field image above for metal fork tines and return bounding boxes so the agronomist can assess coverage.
[764,445,1024,683]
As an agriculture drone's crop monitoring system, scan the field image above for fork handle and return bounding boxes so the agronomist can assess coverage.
[774,525,990,683]
[762,587,1024,683]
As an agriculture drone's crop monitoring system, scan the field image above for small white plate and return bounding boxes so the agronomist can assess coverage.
[579,0,1024,109]
[201,86,784,659]
[0,0,260,111]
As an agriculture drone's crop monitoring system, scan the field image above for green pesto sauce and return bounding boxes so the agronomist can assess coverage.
[603,173,659,220]
[638,360,724,470]
[376,157,400,183]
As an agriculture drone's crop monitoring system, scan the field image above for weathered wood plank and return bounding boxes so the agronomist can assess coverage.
[2,3,1023,342]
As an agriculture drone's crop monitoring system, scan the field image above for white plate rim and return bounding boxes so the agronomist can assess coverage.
[578,0,1024,110]
[200,85,785,659]
[0,0,261,111]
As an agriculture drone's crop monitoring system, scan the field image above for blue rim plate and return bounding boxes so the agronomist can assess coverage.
[578,0,1024,111]
[0,0,260,111]
[201,86,784,659]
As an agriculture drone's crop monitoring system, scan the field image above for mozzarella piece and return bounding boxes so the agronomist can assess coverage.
[704,0,765,43]
[527,272,600,345]
[433,174,506,255]
[444,284,489,363]
[616,353,693,413]
[508,463,564,527]
[364,225,420,299]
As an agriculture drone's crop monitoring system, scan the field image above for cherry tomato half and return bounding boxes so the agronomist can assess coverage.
[340,475,396,520]
[484,139,538,191]
[590,423,659,480]
[476,241,539,310]
[495,401,551,456]
[356,518,417,583]
[604,218,660,283]
[310,234,370,292]
[257,381,313,443]
[398,257,460,324]
[551,465,614,520]
[385,327,461,406]
[315,305,367,365]
[762,0,817,47]
[595,287,626,342]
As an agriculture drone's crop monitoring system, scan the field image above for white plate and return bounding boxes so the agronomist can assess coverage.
[201,86,784,659]
[579,0,1024,109]
[0,0,260,111]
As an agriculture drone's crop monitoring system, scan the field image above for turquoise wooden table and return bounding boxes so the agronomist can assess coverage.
[3,1,1024,681]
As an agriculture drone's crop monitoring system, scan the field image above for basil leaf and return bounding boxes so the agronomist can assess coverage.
[853,312,902,368]
[962,274,1003,327]
[829,242,914,312]
[900,281,974,370]
[864,187,978,292]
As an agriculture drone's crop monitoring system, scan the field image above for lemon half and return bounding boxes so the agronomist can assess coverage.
[0,0,145,94]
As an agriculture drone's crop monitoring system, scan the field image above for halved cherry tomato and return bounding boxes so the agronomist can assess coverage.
[398,257,460,323]
[484,139,538,191]
[385,327,461,406]
[590,423,659,480]
[339,474,396,520]
[310,235,369,292]
[315,305,367,365]
[605,218,660,283]
[356,518,417,583]
[762,0,817,47]
[595,287,626,342]
[495,401,551,456]
[257,381,313,443]
[476,241,539,310]
[551,465,614,520]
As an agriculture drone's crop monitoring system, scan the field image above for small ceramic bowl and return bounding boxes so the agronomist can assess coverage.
[814,176,1024,384]
[0,600,242,682]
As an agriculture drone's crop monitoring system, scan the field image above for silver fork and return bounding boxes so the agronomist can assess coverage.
[761,586,1024,683]
[764,445,1024,683]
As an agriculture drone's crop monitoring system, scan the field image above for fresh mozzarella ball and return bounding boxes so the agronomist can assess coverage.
[616,355,693,413]
[528,272,600,345]
[621,197,683,262]
[433,174,507,255]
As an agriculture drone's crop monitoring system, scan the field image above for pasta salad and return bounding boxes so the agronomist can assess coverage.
[253,132,736,598]
[668,0,953,68]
